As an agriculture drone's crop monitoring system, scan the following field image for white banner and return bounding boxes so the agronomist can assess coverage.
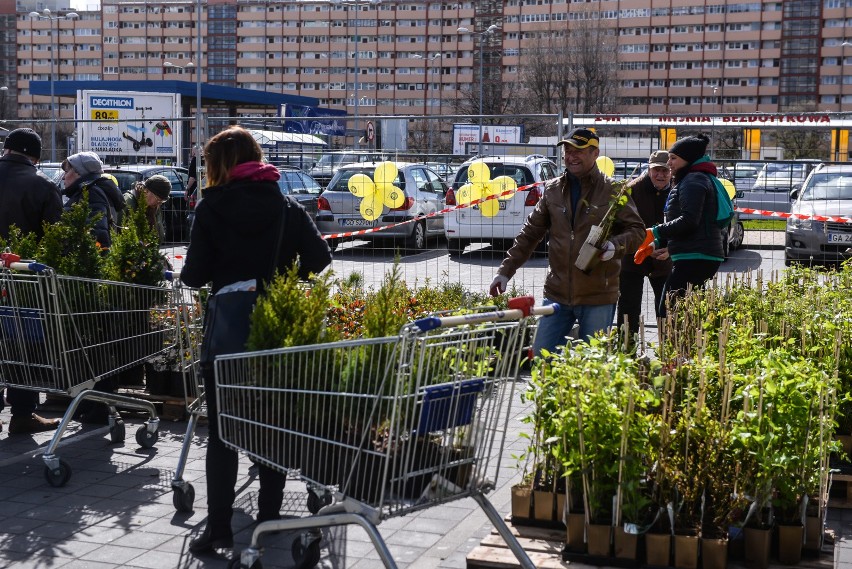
[452,124,523,155]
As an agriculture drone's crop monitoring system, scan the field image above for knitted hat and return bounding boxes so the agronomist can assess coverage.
[668,134,710,165]
[648,150,670,169]
[3,128,42,159]
[143,175,172,200]
[65,151,104,176]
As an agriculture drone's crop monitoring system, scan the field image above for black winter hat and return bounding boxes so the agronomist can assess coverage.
[668,134,710,165]
[3,128,42,159]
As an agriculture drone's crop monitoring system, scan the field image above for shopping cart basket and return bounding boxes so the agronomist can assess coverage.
[165,271,208,512]
[217,296,557,569]
[0,253,174,487]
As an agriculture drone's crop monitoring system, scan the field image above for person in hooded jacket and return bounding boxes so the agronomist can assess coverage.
[180,126,331,554]
[636,134,724,317]
[60,151,125,249]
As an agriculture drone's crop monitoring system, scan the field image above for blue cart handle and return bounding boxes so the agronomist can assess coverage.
[6,261,51,274]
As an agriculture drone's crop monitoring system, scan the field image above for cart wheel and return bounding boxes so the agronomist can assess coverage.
[109,420,126,443]
[172,484,195,512]
[292,534,321,569]
[227,556,262,569]
[306,490,331,514]
[44,460,72,487]
[135,425,158,448]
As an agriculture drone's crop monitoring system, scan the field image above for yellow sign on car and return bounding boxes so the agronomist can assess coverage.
[91,109,119,121]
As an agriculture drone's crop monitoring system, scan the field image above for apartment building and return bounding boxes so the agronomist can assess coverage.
[5,0,850,125]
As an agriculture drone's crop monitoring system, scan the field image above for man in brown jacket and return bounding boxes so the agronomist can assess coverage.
[489,128,645,355]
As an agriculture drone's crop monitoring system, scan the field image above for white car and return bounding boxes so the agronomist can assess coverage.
[443,155,558,255]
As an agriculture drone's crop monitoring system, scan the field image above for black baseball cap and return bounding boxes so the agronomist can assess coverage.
[557,128,599,150]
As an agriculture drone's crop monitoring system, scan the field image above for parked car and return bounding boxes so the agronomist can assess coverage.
[314,161,447,251]
[785,163,852,266]
[277,166,322,220]
[307,151,386,189]
[426,162,457,182]
[37,162,64,185]
[739,161,818,220]
[443,154,559,256]
[730,161,763,192]
[104,164,190,243]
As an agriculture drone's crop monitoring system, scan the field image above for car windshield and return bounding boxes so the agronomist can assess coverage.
[801,173,852,201]
[762,163,808,177]
[328,168,406,191]
[279,171,321,195]
[109,172,142,193]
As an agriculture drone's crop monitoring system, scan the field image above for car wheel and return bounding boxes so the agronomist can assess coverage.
[729,222,744,250]
[406,221,426,252]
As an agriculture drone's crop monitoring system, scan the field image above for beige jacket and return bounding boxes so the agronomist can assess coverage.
[497,166,645,306]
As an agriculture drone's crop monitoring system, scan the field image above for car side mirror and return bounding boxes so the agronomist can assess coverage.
[789,188,800,201]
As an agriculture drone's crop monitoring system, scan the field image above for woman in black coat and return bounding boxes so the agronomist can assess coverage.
[181,126,331,554]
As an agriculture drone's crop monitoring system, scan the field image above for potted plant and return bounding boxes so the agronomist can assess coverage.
[574,179,631,273]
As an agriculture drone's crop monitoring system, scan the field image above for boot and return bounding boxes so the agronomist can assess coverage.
[188,525,233,554]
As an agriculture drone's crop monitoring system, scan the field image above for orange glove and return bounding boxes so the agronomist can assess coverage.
[634,229,655,265]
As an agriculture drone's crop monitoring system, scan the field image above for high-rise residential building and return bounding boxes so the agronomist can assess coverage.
[6,0,850,126]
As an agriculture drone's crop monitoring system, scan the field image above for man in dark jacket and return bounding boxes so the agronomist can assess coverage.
[60,151,125,249]
[617,150,673,344]
[0,128,64,435]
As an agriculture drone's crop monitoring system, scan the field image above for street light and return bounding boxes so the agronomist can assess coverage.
[413,53,441,153]
[0,86,8,121]
[332,0,382,147]
[457,24,500,156]
[842,41,851,111]
[28,8,79,162]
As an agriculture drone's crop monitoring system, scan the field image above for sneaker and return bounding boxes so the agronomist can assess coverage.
[8,413,60,435]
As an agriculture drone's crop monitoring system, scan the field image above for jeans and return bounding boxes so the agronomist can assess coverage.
[659,259,722,317]
[201,363,285,533]
[532,299,616,356]
[617,271,667,337]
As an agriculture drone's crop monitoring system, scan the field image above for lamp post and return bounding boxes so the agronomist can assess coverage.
[413,53,440,153]
[28,8,78,162]
[842,41,851,111]
[332,0,381,147]
[164,61,197,160]
[457,24,500,156]
[0,86,8,121]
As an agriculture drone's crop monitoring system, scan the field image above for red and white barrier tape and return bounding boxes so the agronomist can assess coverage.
[735,207,852,224]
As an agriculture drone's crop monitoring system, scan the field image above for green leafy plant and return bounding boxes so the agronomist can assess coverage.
[102,189,167,286]
[38,192,104,279]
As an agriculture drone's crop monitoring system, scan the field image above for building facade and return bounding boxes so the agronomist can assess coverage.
[4,0,851,125]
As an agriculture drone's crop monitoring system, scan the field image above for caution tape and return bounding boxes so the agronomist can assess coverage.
[735,207,852,224]
[321,180,544,240]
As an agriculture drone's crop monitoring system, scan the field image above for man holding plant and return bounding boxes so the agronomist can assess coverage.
[489,128,645,354]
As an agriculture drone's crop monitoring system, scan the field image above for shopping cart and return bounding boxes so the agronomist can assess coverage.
[0,253,174,487]
[165,271,207,512]
[217,296,557,569]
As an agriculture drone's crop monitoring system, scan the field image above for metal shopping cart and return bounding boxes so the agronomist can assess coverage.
[165,271,208,512]
[216,296,556,569]
[0,253,174,487]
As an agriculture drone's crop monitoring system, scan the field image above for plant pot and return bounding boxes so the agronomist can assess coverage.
[565,512,586,552]
[144,364,170,395]
[743,526,771,569]
[511,483,532,521]
[805,514,824,551]
[673,533,699,569]
[614,526,638,559]
[645,532,671,566]
[574,225,605,272]
[533,490,554,522]
[556,491,566,524]
[727,525,745,560]
[586,523,611,557]
[701,537,728,569]
[117,364,145,387]
[168,370,186,398]
[776,523,804,565]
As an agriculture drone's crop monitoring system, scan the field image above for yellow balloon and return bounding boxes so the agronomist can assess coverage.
[379,185,405,209]
[457,183,480,205]
[596,156,615,177]
[720,178,736,199]
[360,194,381,221]
[467,161,491,184]
[489,176,518,200]
[374,162,398,186]
[348,173,374,198]
[480,199,500,218]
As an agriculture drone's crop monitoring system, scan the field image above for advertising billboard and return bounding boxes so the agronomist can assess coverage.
[77,91,182,162]
[452,124,524,155]
[280,104,347,136]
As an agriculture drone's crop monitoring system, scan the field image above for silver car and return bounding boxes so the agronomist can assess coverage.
[315,161,448,251]
[785,163,852,266]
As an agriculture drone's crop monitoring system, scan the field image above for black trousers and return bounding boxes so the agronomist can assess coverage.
[659,259,722,317]
[617,270,668,338]
[4,387,39,416]
[201,363,285,534]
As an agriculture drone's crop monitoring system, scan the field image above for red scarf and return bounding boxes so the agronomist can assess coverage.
[228,161,281,182]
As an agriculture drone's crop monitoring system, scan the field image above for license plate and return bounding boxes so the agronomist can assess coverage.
[473,201,508,210]
[827,233,852,243]
[341,218,372,227]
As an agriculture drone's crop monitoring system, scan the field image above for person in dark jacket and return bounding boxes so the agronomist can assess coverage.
[60,151,125,249]
[181,126,331,555]
[617,150,673,343]
[120,175,171,244]
[637,134,724,316]
[0,128,64,435]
